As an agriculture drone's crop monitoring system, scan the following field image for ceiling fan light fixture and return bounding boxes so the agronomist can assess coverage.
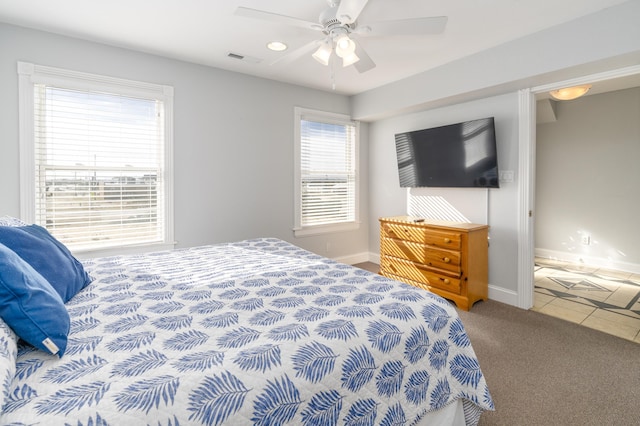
[312,42,332,66]
[549,84,592,101]
[342,52,360,67]
[334,34,356,58]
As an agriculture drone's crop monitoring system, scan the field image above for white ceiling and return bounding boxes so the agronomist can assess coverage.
[0,0,634,95]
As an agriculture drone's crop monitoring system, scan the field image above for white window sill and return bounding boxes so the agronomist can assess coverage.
[74,241,177,259]
[294,221,360,237]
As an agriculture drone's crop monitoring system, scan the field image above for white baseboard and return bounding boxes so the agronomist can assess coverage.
[487,285,519,307]
[332,252,371,265]
[535,248,640,274]
[334,252,380,266]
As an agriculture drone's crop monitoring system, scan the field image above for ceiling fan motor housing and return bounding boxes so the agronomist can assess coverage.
[320,4,355,39]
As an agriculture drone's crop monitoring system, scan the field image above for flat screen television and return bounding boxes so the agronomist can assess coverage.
[394,117,499,188]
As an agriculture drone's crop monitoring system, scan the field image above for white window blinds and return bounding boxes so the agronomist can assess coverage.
[33,86,166,251]
[18,62,173,254]
[295,108,359,235]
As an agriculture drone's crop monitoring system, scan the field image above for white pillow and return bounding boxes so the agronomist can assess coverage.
[0,217,27,227]
[0,217,31,412]
[0,318,18,414]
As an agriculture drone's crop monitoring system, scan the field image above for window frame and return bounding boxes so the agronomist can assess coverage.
[17,61,175,256]
[293,106,360,237]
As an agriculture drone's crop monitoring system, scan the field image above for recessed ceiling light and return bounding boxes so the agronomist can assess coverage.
[267,41,288,52]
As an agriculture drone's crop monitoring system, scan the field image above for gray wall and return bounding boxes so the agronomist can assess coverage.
[0,23,369,261]
[368,93,520,301]
[536,87,640,272]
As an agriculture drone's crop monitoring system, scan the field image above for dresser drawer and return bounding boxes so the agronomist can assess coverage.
[381,256,461,295]
[381,222,462,250]
[380,237,461,274]
[381,271,431,293]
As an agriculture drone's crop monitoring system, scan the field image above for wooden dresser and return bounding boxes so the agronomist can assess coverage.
[379,216,489,311]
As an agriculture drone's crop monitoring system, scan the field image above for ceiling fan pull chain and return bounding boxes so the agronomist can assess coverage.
[330,55,336,90]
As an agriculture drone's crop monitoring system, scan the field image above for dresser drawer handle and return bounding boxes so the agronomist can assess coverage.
[443,238,451,243]
[441,278,450,284]
[443,257,451,263]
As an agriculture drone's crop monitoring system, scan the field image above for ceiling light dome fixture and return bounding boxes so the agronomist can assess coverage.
[549,84,592,101]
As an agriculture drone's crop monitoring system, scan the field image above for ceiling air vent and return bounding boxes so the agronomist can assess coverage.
[226,52,262,64]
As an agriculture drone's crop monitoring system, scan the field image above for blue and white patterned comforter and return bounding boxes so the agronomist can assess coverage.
[0,238,493,425]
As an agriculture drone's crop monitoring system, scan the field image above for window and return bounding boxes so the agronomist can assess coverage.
[294,107,359,236]
[18,62,174,254]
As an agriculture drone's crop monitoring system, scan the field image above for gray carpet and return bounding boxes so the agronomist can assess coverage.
[457,300,640,425]
[351,263,640,424]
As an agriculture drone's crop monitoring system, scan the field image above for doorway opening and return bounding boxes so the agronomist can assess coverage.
[518,64,640,342]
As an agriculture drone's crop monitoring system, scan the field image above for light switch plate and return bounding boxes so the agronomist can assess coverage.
[499,170,514,183]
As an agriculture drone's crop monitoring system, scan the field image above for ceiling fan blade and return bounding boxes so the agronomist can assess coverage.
[270,40,320,66]
[353,43,376,73]
[336,0,370,24]
[235,6,320,31]
[370,16,448,36]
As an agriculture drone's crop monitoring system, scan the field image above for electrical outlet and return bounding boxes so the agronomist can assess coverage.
[581,235,591,245]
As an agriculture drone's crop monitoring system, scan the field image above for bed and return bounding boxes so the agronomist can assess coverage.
[0,221,493,425]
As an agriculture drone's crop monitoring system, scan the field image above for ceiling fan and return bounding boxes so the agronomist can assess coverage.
[235,0,447,73]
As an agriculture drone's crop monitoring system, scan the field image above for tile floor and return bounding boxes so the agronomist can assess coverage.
[533,258,640,343]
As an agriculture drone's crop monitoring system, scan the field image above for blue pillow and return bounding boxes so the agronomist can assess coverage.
[0,225,92,303]
[0,243,70,356]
